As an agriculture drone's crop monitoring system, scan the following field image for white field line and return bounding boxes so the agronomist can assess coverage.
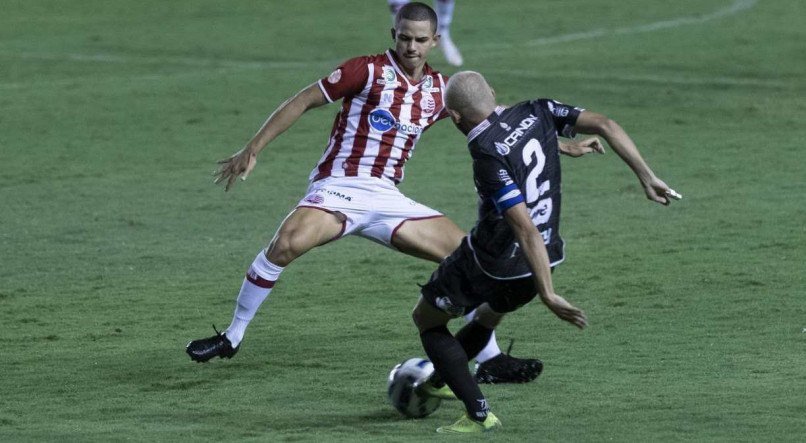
[1,50,332,70]
[474,0,758,49]
[484,68,796,90]
[0,0,780,91]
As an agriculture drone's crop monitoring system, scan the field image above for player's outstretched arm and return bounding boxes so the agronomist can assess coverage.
[503,203,587,329]
[559,137,605,157]
[574,111,681,205]
[214,83,328,191]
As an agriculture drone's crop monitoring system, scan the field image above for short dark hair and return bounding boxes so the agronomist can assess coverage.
[395,2,438,33]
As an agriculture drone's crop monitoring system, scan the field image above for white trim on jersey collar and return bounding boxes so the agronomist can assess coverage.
[467,106,506,143]
[385,50,417,88]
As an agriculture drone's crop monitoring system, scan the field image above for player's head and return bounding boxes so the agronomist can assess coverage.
[391,2,440,74]
[445,71,497,132]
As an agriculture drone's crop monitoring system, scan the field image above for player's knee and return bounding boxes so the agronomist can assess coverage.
[411,306,424,329]
[474,304,504,329]
[411,303,433,333]
[266,231,308,266]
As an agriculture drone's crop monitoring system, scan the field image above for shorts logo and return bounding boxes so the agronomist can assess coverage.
[420,93,436,115]
[304,194,324,204]
[435,296,465,316]
[327,69,342,84]
[369,108,396,132]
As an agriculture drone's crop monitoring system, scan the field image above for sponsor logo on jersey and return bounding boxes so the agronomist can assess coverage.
[327,69,342,84]
[421,75,440,93]
[495,142,511,156]
[498,169,514,185]
[369,108,396,132]
[380,90,394,105]
[547,100,570,117]
[420,93,436,115]
[497,114,539,149]
[368,108,424,135]
[499,122,512,131]
[377,66,398,85]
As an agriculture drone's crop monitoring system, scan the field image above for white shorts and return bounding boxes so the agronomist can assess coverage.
[296,177,443,248]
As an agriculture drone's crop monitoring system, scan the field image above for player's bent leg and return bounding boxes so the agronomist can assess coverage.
[186,208,345,363]
[466,310,502,363]
[266,207,346,266]
[395,218,528,379]
[413,297,491,424]
[391,216,464,263]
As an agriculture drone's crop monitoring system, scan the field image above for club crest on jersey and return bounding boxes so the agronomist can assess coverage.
[327,69,342,84]
[369,108,396,132]
[420,93,436,115]
[377,66,398,85]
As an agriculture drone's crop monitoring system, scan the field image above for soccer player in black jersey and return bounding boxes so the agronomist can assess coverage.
[412,71,680,433]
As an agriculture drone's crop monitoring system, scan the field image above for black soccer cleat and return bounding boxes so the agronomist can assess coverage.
[474,340,543,384]
[186,325,239,363]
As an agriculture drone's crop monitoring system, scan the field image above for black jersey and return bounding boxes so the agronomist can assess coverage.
[466,99,583,279]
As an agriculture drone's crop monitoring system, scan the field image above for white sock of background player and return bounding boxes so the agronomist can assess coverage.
[434,0,463,66]
[387,0,463,66]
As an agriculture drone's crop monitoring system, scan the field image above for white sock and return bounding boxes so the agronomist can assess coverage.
[434,0,455,34]
[225,252,284,347]
[464,310,502,364]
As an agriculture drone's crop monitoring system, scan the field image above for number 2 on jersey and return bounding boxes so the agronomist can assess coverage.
[522,139,553,227]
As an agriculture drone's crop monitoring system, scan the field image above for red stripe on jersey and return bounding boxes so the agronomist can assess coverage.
[314,100,352,181]
[370,82,408,178]
[344,66,385,177]
[393,86,423,183]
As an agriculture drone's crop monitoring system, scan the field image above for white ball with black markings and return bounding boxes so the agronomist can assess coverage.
[386,358,442,418]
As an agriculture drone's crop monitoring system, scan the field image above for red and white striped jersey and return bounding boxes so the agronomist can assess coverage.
[312,50,448,185]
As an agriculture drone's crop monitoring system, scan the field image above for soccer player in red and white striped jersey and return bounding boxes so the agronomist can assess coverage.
[311,49,448,184]
[187,2,600,382]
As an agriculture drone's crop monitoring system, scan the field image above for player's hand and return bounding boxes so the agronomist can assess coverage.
[214,147,258,192]
[542,293,587,329]
[641,176,682,206]
[559,137,605,157]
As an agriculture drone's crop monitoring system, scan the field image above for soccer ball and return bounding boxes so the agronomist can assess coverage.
[386,357,442,418]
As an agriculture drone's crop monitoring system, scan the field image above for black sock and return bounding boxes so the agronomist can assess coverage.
[455,320,494,362]
[420,325,489,422]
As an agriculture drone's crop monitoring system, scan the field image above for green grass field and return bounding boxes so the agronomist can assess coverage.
[2,0,805,441]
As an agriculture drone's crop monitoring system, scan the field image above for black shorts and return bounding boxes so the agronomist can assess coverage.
[420,238,540,316]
